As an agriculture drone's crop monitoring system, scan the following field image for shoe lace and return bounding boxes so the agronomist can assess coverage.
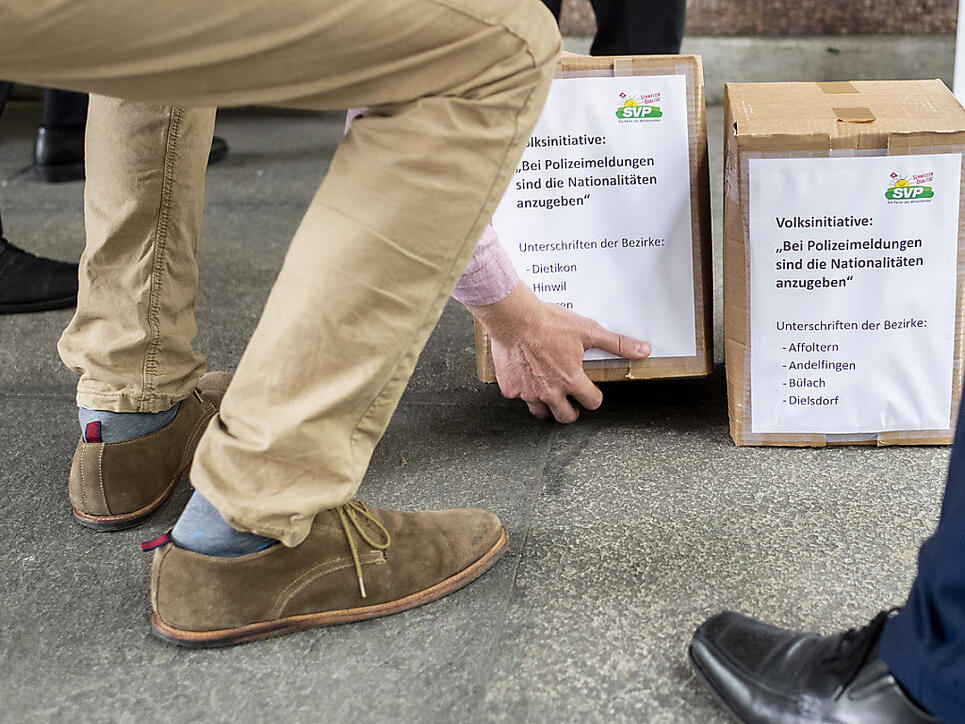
[336,501,391,599]
[820,607,900,694]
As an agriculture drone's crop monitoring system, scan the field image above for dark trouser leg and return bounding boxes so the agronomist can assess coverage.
[0,81,79,312]
[36,89,89,181]
[2,82,16,235]
[589,0,686,55]
[879,399,965,722]
[42,89,88,130]
[0,80,11,115]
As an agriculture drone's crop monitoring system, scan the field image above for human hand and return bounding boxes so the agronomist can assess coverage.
[468,284,651,423]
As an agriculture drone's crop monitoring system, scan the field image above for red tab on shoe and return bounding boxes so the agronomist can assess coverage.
[84,420,102,443]
[140,533,172,552]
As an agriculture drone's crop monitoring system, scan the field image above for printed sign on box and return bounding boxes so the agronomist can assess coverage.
[475,55,713,383]
[495,74,696,361]
[749,154,961,434]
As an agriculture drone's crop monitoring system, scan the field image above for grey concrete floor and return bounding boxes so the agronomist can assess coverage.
[0,92,951,723]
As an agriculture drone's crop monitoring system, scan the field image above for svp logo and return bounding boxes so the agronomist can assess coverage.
[615,91,662,121]
[886,171,935,202]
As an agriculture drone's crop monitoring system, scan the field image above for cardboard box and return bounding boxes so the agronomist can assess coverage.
[474,54,713,383]
[724,80,965,446]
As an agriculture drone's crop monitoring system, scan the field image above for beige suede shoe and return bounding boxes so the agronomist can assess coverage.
[68,372,230,531]
[149,501,508,647]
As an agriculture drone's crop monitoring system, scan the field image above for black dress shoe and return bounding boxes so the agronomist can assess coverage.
[33,128,230,183]
[208,135,229,165]
[0,236,78,313]
[689,609,939,723]
[33,125,85,183]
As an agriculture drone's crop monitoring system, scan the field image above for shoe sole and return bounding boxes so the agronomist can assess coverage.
[72,471,185,532]
[0,295,77,314]
[151,526,510,648]
[687,643,751,724]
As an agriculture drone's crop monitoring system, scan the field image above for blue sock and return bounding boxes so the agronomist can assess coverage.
[171,490,277,557]
[78,402,180,443]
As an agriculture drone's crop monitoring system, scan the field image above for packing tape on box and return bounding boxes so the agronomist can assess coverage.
[833,107,876,123]
[817,81,860,95]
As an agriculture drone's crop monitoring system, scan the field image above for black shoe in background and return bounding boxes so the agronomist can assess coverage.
[689,609,939,723]
[33,130,230,183]
[32,125,86,182]
[0,236,78,313]
[32,88,88,182]
[208,135,229,165]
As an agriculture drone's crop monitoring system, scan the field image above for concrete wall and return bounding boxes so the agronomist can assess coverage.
[559,0,958,37]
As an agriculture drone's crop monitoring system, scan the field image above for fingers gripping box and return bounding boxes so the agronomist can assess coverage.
[474,55,713,383]
[724,80,965,446]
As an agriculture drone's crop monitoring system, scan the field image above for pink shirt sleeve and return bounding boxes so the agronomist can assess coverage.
[449,223,519,306]
[345,108,519,307]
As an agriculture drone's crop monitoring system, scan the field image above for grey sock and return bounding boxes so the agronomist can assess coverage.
[78,402,180,443]
[171,490,276,557]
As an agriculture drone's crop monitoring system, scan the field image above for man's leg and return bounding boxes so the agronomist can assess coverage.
[58,95,221,529]
[1,0,560,641]
[688,402,965,721]
[539,0,686,56]
[0,82,80,313]
[878,402,965,722]
[35,90,229,184]
[60,95,215,413]
[588,0,687,55]
[189,3,558,546]
[33,89,88,182]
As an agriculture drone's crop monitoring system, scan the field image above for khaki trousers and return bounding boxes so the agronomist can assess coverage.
[59,98,216,413]
[2,0,559,546]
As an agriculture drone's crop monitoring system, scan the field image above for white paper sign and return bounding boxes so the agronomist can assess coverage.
[749,153,962,434]
[493,75,697,361]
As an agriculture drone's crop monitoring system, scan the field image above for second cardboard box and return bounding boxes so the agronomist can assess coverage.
[724,80,965,446]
